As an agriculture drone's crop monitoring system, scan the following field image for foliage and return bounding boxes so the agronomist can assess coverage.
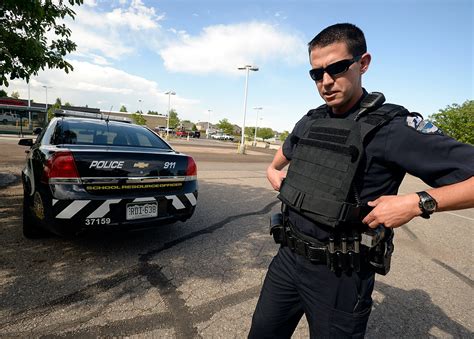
[131,112,147,125]
[64,102,72,107]
[47,97,62,120]
[119,105,127,112]
[168,109,180,129]
[10,90,19,99]
[0,0,84,86]
[258,127,275,141]
[245,126,275,141]
[429,100,473,145]
[279,131,289,142]
[217,118,234,135]
[0,89,7,97]
[192,124,197,131]
[244,126,255,137]
[147,110,159,115]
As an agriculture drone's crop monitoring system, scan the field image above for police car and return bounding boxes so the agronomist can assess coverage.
[18,110,198,238]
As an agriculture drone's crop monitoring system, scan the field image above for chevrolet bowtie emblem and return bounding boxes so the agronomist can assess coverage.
[133,162,149,169]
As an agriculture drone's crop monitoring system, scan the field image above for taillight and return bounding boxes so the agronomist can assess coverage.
[186,156,197,177]
[42,151,80,183]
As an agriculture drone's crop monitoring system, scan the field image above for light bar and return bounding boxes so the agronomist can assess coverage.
[54,109,132,123]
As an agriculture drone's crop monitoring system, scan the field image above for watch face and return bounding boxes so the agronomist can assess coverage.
[423,199,437,212]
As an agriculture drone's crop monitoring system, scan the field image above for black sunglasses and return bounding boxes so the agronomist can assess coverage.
[309,55,362,82]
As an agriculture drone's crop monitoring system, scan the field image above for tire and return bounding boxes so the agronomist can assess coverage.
[2,119,7,125]
[22,193,48,238]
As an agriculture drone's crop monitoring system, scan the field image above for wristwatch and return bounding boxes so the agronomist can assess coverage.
[416,191,438,219]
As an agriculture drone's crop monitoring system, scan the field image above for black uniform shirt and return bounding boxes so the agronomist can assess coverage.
[282,90,474,240]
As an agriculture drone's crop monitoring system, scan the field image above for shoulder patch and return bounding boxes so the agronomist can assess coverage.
[405,113,443,135]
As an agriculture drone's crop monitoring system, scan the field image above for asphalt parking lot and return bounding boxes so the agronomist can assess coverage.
[0,136,472,337]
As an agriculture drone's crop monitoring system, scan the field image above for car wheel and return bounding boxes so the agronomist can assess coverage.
[2,119,7,125]
[22,193,48,238]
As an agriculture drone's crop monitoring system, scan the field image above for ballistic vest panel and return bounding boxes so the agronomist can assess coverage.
[278,103,408,228]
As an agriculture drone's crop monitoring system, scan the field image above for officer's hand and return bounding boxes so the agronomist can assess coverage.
[363,194,421,228]
[266,166,286,191]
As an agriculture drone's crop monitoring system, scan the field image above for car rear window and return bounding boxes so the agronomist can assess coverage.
[52,119,171,149]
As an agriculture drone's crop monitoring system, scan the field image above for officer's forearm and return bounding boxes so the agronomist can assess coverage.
[428,176,474,212]
[269,147,290,171]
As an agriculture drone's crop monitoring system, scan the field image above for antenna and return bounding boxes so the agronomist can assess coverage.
[106,105,113,123]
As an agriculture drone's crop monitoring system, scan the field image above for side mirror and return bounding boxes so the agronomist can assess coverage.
[18,138,34,147]
[33,127,42,135]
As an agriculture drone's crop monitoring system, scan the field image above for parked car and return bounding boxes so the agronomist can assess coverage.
[18,109,198,238]
[176,130,193,138]
[192,131,201,138]
[0,112,20,124]
[211,133,234,141]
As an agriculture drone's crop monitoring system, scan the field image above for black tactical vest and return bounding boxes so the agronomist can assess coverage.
[278,100,408,228]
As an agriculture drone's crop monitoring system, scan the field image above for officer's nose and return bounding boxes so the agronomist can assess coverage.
[321,71,335,86]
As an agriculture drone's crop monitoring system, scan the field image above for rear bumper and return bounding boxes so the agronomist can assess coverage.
[42,191,197,235]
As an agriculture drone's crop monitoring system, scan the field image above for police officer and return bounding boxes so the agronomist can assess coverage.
[248,23,474,338]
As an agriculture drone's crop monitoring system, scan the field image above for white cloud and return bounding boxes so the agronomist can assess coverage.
[83,0,98,7]
[160,22,306,75]
[65,0,165,63]
[9,60,198,115]
[106,0,165,31]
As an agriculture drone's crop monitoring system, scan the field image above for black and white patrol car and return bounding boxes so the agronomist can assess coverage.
[18,110,198,238]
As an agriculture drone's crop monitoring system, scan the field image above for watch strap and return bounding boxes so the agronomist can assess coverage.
[416,191,437,219]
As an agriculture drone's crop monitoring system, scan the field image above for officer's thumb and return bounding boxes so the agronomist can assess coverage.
[367,200,377,207]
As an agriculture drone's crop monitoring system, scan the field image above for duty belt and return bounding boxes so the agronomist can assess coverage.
[269,212,394,275]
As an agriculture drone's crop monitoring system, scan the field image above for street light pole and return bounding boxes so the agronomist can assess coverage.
[253,107,263,146]
[42,85,51,124]
[237,65,259,154]
[164,91,176,139]
[207,109,212,138]
[27,82,32,129]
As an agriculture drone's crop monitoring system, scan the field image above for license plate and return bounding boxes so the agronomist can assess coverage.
[126,202,158,220]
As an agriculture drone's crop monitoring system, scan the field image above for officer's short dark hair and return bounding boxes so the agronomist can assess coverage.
[308,23,367,57]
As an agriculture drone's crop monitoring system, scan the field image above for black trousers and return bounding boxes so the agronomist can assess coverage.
[248,246,374,338]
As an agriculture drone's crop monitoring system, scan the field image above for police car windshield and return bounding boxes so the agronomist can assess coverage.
[52,119,171,149]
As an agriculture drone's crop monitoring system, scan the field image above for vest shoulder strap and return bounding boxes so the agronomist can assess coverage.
[359,103,409,139]
[361,103,409,126]
[306,104,328,119]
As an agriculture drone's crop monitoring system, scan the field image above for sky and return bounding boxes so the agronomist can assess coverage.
[4,0,473,132]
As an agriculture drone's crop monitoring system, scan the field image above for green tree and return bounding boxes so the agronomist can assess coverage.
[47,97,62,120]
[192,124,197,131]
[0,89,7,97]
[131,112,147,125]
[1,0,84,86]
[258,127,275,141]
[119,105,127,112]
[429,100,473,145]
[244,126,255,137]
[64,102,72,107]
[147,110,158,115]
[10,90,20,99]
[168,109,180,129]
[279,131,290,142]
[217,118,234,135]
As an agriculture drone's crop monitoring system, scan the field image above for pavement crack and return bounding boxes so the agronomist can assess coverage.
[431,258,474,288]
[139,200,279,262]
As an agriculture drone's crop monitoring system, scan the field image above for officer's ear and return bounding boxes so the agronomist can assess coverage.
[359,53,371,75]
